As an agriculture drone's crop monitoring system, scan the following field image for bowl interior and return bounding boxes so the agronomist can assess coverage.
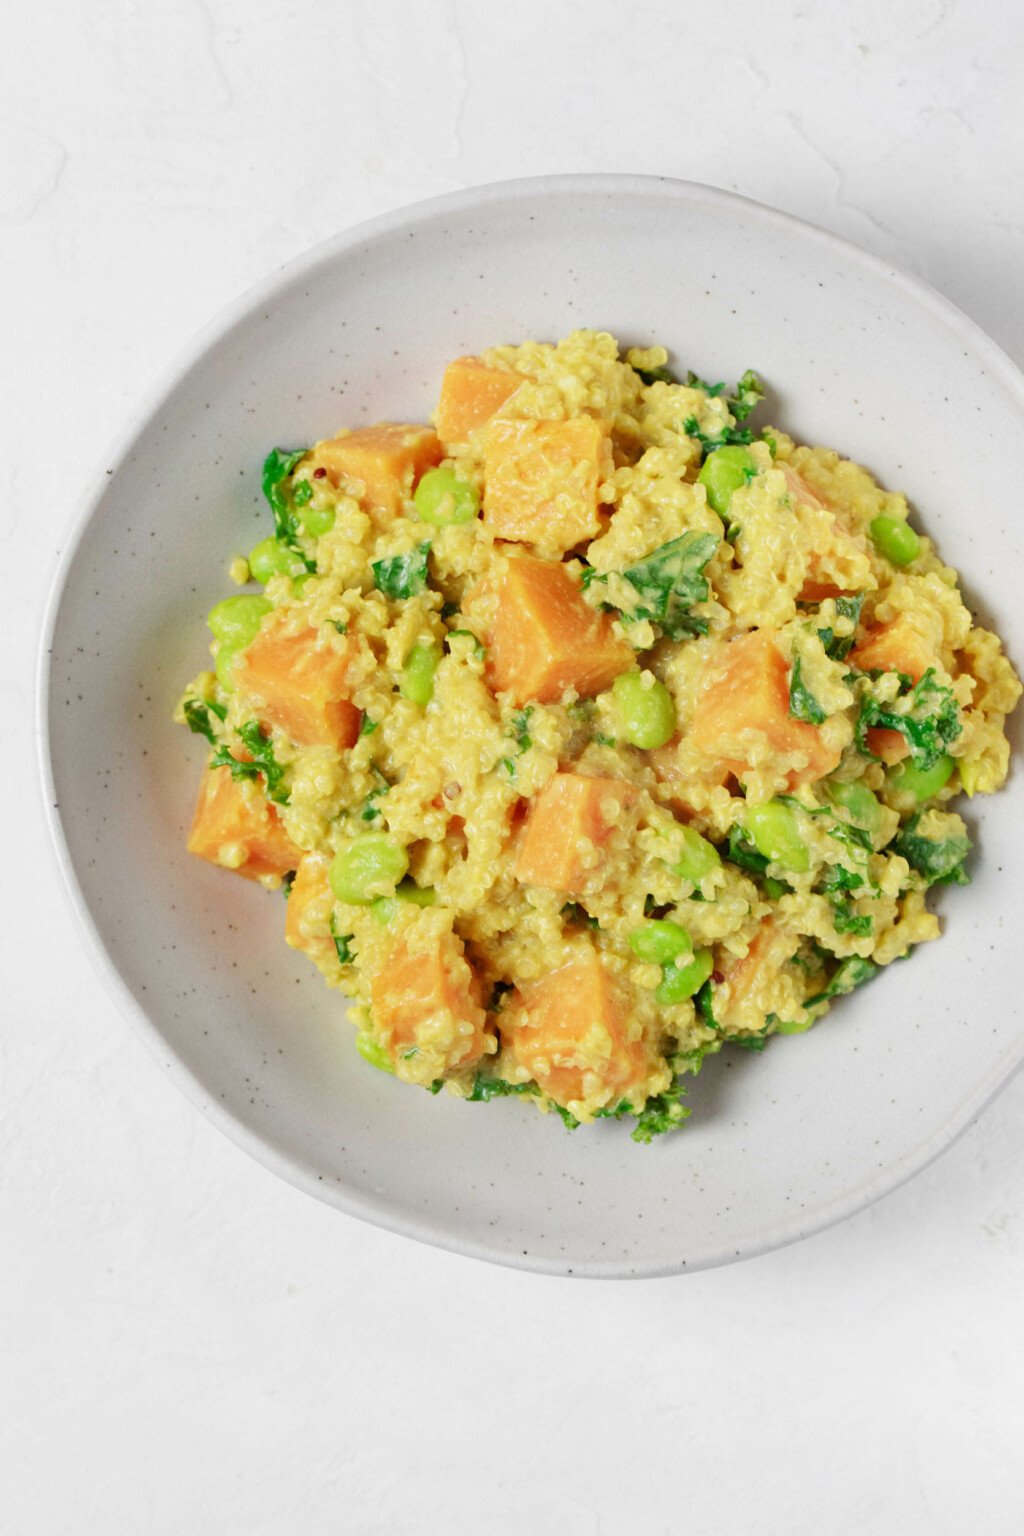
[44,177,1024,1276]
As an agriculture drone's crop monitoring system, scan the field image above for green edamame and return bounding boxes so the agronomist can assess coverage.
[413,466,479,526]
[825,779,883,833]
[672,826,722,885]
[655,948,714,1006]
[207,594,272,647]
[889,752,955,802]
[870,515,920,566]
[355,1032,395,1073]
[629,919,693,965]
[610,671,676,749]
[400,641,441,706]
[329,835,409,905]
[698,444,756,517]
[745,799,810,873]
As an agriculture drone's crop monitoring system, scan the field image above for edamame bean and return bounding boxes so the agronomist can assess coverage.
[248,537,297,584]
[215,643,241,690]
[611,670,676,749]
[400,641,441,706]
[698,444,756,517]
[672,826,722,885]
[207,594,272,647]
[889,752,954,802]
[413,466,479,526]
[824,778,882,833]
[870,514,920,566]
[302,502,336,538]
[745,799,810,873]
[355,1031,395,1073]
[371,881,438,924]
[655,948,714,1006]
[629,919,693,965]
[329,835,409,904]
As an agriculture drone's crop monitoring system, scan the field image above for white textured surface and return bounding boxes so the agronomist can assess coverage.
[5,1,1024,1530]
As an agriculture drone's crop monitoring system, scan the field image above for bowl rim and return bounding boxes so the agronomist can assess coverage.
[36,172,1024,1279]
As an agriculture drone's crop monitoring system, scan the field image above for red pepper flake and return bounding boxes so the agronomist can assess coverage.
[313,466,327,479]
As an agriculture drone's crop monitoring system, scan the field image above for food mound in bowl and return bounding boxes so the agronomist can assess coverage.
[177,330,1020,1142]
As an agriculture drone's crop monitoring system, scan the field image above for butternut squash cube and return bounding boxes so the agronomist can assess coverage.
[486,556,632,705]
[233,609,360,751]
[690,629,839,788]
[370,922,488,1076]
[849,613,935,684]
[514,772,638,893]
[483,417,611,554]
[435,355,521,443]
[508,949,648,1110]
[311,423,442,514]
[285,851,341,975]
[187,765,300,880]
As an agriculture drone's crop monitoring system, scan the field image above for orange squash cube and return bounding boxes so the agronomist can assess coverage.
[310,423,442,514]
[717,919,800,1029]
[483,417,611,554]
[486,556,632,705]
[285,851,341,974]
[690,629,839,788]
[435,355,522,443]
[514,772,638,893]
[187,765,300,880]
[849,614,935,684]
[233,609,360,752]
[370,923,488,1074]
[507,949,648,1109]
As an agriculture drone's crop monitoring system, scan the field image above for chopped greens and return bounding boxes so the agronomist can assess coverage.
[805,956,878,1007]
[261,447,316,572]
[633,363,677,385]
[510,707,534,751]
[894,813,971,886]
[210,719,289,804]
[467,1073,537,1103]
[726,825,769,877]
[856,668,961,772]
[788,654,828,725]
[614,531,719,639]
[447,628,486,660]
[372,542,431,600]
[358,712,379,738]
[183,696,226,744]
[330,916,355,966]
[817,594,863,661]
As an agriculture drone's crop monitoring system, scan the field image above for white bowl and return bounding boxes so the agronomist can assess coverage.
[40,175,1024,1277]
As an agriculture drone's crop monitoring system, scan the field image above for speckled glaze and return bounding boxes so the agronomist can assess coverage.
[39,176,1024,1278]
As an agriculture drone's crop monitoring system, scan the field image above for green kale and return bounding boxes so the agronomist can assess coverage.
[732,1033,768,1052]
[630,1089,692,1142]
[789,654,827,725]
[358,712,378,738]
[560,902,600,931]
[466,1073,537,1103]
[728,369,765,423]
[827,895,874,937]
[805,955,878,1007]
[634,363,677,385]
[371,542,431,600]
[552,1102,581,1130]
[893,813,971,887]
[817,594,863,661]
[210,719,289,804]
[683,417,755,456]
[617,531,719,639]
[510,707,534,751]
[726,825,769,877]
[359,782,389,822]
[855,668,961,772]
[696,979,719,1032]
[330,915,355,966]
[183,696,227,744]
[261,447,316,571]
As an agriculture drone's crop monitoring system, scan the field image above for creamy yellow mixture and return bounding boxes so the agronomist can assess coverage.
[177,331,1020,1141]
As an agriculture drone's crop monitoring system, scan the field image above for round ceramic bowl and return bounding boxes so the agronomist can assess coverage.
[40,175,1024,1277]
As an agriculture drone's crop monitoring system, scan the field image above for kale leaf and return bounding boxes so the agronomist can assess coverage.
[619,531,719,639]
[466,1073,538,1103]
[817,594,863,661]
[210,719,289,804]
[789,654,828,725]
[855,668,961,772]
[183,696,227,744]
[805,955,878,1007]
[894,813,971,886]
[634,363,677,385]
[330,915,355,966]
[261,447,316,571]
[372,542,431,600]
